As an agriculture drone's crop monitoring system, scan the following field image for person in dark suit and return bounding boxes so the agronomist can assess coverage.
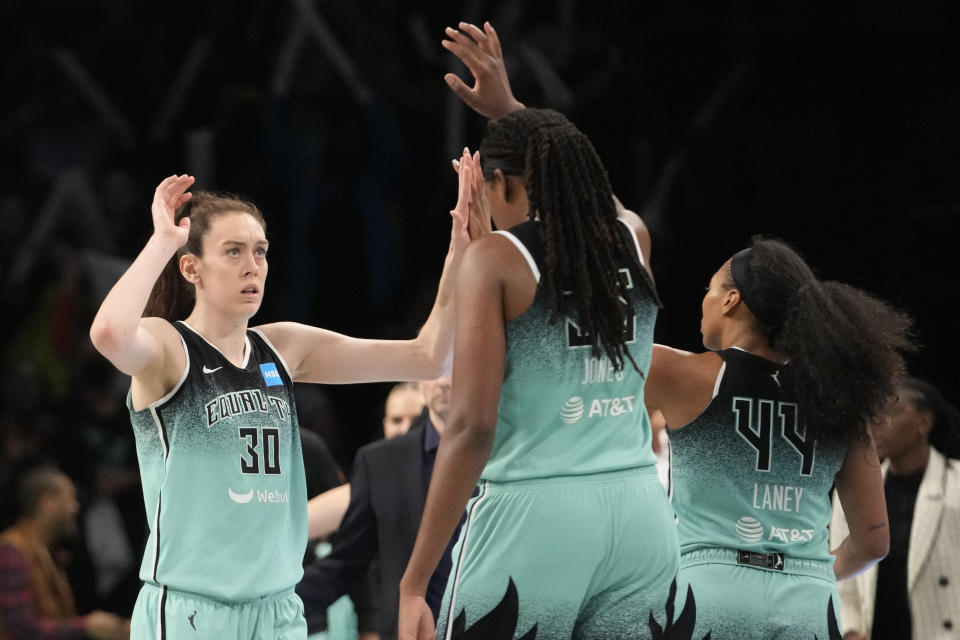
[296,376,461,640]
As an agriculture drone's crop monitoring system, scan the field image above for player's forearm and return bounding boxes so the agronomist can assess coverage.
[90,234,178,353]
[831,526,888,581]
[307,484,351,540]
[413,251,459,377]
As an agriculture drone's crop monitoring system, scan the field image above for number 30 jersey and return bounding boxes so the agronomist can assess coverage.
[670,348,845,563]
[128,321,307,601]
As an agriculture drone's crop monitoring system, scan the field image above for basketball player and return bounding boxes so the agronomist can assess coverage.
[398,109,679,640]
[88,157,476,640]
[644,238,914,638]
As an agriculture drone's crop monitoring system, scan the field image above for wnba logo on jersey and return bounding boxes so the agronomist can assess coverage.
[259,362,282,386]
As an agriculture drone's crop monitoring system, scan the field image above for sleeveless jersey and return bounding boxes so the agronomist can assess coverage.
[128,321,307,601]
[670,348,845,563]
[481,219,659,482]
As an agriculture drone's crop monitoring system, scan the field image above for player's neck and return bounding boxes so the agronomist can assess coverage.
[722,326,787,364]
[184,308,250,365]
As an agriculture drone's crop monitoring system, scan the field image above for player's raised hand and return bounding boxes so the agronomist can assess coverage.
[443,21,525,119]
[151,174,194,247]
[449,147,475,255]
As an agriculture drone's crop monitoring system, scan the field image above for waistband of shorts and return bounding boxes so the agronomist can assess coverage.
[141,581,297,605]
[480,464,658,492]
[680,547,836,581]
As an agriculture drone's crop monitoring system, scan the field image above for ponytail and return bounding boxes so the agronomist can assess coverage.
[729,237,915,446]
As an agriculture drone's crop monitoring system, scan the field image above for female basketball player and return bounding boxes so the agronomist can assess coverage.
[89,155,475,640]
[644,238,914,638]
[398,107,679,640]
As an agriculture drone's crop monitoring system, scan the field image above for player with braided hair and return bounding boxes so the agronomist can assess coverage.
[399,25,679,639]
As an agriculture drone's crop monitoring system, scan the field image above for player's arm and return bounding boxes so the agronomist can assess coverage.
[830,440,889,580]
[398,237,506,640]
[259,150,476,384]
[615,201,654,281]
[646,345,723,430]
[89,175,193,376]
[307,484,351,540]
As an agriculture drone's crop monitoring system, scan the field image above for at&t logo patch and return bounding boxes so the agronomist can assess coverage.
[560,397,585,424]
[735,516,764,543]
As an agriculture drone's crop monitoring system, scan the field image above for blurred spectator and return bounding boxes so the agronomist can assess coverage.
[298,376,461,640]
[381,382,424,439]
[66,352,144,616]
[831,376,960,639]
[0,465,129,639]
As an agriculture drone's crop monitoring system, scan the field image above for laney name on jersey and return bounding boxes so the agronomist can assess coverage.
[205,389,290,428]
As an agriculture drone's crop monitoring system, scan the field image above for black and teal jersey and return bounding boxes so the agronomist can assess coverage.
[128,321,307,601]
[482,220,659,482]
[670,348,845,563]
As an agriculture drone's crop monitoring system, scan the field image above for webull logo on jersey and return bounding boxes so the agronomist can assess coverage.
[735,515,814,544]
[559,395,635,424]
[228,487,290,505]
[205,389,290,428]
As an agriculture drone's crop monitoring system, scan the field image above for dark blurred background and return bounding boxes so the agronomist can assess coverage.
[1,0,957,615]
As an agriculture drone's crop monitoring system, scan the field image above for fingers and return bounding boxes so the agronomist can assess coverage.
[418,610,435,640]
[441,37,482,77]
[444,72,476,103]
[458,22,489,52]
[485,21,503,57]
[444,24,488,55]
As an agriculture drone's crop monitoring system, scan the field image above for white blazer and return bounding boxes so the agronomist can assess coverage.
[830,448,960,639]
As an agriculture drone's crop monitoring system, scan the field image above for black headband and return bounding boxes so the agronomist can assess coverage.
[730,246,782,336]
[729,247,756,310]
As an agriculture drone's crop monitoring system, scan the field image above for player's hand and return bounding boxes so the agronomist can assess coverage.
[448,147,475,257]
[443,21,524,119]
[452,149,491,239]
[84,611,129,640]
[397,592,435,640]
[151,174,194,247]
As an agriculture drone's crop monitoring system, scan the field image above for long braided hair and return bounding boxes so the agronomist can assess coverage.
[479,108,660,372]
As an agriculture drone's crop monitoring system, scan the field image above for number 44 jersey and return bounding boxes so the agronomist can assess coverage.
[670,348,845,563]
[127,321,307,601]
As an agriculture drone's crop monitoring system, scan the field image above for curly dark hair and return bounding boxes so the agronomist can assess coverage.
[144,191,266,322]
[479,108,659,372]
[725,236,915,447]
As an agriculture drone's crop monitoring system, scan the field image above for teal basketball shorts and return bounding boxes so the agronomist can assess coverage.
[436,466,680,640]
[132,582,307,640]
[675,548,840,639]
